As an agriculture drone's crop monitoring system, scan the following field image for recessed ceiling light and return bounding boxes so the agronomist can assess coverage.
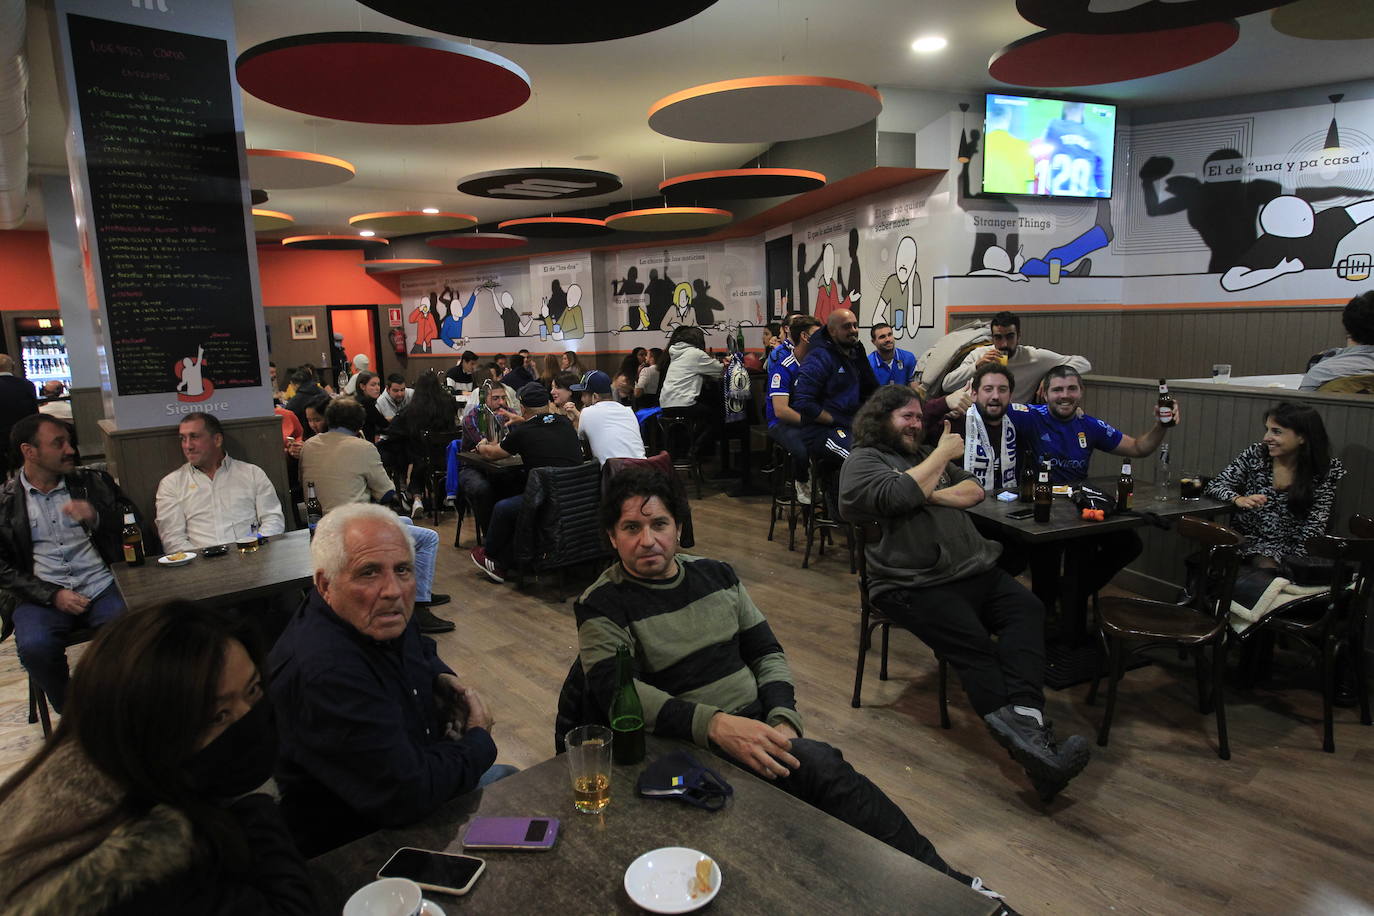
[911,35,947,53]
[359,229,376,237]
[421,207,439,214]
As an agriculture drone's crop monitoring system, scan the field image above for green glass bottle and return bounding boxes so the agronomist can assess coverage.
[610,644,646,765]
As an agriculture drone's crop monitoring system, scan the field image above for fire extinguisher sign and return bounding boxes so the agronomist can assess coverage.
[388,308,403,327]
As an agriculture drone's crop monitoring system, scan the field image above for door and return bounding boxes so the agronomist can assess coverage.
[327,307,381,386]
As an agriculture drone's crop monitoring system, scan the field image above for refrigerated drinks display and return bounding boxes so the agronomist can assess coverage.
[17,317,72,395]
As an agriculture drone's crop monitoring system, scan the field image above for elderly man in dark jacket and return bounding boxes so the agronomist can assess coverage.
[0,414,132,710]
[268,503,514,855]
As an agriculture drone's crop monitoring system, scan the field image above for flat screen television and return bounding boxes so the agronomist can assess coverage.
[982,93,1117,198]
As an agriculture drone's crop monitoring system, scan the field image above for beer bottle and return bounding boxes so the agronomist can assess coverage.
[609,644,646,766]
[121,510,145,566]
[1117,461,1134,512]
[1156,379,1176,427]
[1018,450,1037,503]
[305,482,323,537]
[1033,460,1052,523]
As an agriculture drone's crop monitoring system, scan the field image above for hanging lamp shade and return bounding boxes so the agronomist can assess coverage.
[648,76,882,143]
[247,149,356,189]
[659,168,825,202]
[497,217,613,238]
[348,210,478,234]
[282,235,390,251]
[354,0,720,44]
[604,206,732,232]
[427,232,529,250]
[237,32,530,125]
[252,209,295,231]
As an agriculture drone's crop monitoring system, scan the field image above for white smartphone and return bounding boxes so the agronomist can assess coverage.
[377,847,485,896]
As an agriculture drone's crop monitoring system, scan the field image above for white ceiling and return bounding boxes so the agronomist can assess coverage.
[19,0,1374,235]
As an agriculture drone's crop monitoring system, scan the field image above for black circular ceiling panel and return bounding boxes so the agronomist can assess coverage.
[355,1,720,44]
[1016,0,1290,33]
[457,167,622,200]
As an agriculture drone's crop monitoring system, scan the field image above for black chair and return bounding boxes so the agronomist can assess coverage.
[602,451,695,550]
[1234,516,1373,753]
[510,461,613,602]
[801,460,854,572]
[656,413,704,498]
[764,442,799,549]
[1087,516,1242,759]
[418,428,459,524]
[27,627,96,738]
[850,521,950,726]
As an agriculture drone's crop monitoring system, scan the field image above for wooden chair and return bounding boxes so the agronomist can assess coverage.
[28,627,96,738]
[850,521,950,726]
[1234,515,1373,753]
[1087,516,1242,758]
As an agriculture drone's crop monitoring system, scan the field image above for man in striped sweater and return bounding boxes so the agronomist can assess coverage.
[575,469,1005,903]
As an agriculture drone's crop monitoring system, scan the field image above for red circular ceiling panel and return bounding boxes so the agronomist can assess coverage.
[988,22,1239,87]
[236,33,530,125]
[1016,0,1286,33]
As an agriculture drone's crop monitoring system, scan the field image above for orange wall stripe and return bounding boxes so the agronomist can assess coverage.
[0,231,59,311]
[257,247,400,306]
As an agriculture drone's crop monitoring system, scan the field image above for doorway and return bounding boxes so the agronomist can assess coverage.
[327,306,382,387]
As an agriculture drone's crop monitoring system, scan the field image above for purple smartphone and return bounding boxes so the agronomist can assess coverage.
[462,816,560,851]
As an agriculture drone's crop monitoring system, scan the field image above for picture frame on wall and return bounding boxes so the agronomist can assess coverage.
[290,315,317,340]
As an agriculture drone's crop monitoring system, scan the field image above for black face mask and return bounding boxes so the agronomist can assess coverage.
[185,699,279,799]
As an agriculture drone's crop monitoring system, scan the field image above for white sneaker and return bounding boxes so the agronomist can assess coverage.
[795,478,813,505]
[970,877,1005,901]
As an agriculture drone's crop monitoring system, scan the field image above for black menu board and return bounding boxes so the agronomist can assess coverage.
[67,14,261,397]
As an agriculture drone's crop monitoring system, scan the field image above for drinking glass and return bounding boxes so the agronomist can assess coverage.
[565,725,613,814]
[236,521,260,553]
[1211,364,1232,384]
[1180,472,1204,500]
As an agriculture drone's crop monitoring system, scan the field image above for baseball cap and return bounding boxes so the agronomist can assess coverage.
[516,381,550,408]
[571,370,612,394]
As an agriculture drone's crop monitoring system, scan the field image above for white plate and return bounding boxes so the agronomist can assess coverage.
[624,847,721,914]
[157,552,197,567]
[422,901,446,916]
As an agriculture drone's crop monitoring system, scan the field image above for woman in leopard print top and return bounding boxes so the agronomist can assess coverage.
[1205,402,1344,565]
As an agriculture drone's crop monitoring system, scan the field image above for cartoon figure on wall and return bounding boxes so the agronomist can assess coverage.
[969,199,1114,281]
[644,257,677,330]
[795,242,822,316]
[1140,151,1368,273]
[814,243,844,322]
[174,345,214,402]
[958,123,1023,274]
[839,228,862,320]
[409,294,438,353]
[559,284,586,340]
[438,285,477,349]
[662,281,697,331]
[490,286,536,337]
[1221,196,1374,290]
[873,236,927,337]
[691,279,724,327]
[612,265,648,330]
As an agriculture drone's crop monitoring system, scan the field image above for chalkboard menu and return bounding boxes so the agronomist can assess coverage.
[67,13,261,398]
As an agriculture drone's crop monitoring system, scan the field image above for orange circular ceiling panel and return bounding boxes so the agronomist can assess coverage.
[246,149,356,189]
[605,207,733,232]
[348,210,478,234]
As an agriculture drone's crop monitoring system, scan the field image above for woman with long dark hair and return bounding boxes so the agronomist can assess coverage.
[1206,402,1345,566]
[0,601,315,914]
[659,326,724,457]
[612,352,641,404]
[351,370,388,442]
[387,372,460,509]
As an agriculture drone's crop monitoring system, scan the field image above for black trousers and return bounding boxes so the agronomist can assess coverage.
[875,569,1046,716]
[719,736,966,882]
[1029,530,1143,620]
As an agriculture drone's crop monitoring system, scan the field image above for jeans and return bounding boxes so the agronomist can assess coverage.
[484,494,524,567]
[399,517,438,602]
[14,582,127,712]
[876,569,1046,716]
[718,736,964,881]
[478,763,520,787]
[766,423,810,482]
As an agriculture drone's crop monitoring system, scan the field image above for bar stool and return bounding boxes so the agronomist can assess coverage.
[656,413,704,498]
[765,442,799,549]
[802,460,842,569]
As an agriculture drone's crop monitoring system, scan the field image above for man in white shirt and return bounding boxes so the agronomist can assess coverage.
[376,374,414,421]
[941,311,1092,404]
[155,412,286,552]
[566,371,645,465]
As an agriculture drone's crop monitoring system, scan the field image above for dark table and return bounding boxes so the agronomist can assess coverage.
[967,478,1230,688]
[456,450,524,475]
[310,738,1000,915]
[113,530,313,610]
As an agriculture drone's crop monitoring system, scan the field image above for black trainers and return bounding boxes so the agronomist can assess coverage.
[413,603,455,634]
[984,705,1090,800]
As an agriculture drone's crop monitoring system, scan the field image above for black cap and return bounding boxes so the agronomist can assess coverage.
[517,381,550,408]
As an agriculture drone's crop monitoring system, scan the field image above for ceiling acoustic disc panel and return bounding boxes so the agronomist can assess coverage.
[1272,0,1374,39]
[659,168,825,202]
[348,210,477,234]
[247,149,355,189]
[236,33,530,125]
[497,217,613,238]
[988,22,1239,87]
[252,208,295,231]
[1016,0,1289,33]
[282,235,390,251]
[364,258,443,271]
[648,76,882,144]
[457,167,622,201]
[251,189,269,206]
[354,0,720,44]
[605,207,732,232]
[427,232,529,250]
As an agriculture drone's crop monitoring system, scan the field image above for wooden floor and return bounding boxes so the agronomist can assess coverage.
[2,490,1371,915]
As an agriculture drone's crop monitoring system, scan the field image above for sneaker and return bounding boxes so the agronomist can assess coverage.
[471,547,506,584]
[969,879,1021,916]
[795,477,813,506]
[984,705,1090,796]
[413,603,455,634]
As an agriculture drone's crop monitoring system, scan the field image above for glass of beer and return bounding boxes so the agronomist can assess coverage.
[565,725,613,814]
[1180,473,1204,500]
